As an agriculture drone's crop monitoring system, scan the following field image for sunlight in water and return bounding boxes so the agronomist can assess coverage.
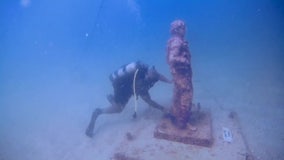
[20,0,31,8]
[127,0,142,22]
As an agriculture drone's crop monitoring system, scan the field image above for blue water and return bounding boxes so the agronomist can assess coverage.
[1,0,284,160]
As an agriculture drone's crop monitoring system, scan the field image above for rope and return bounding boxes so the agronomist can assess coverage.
[85,0,106,51]
[133,69,139,118]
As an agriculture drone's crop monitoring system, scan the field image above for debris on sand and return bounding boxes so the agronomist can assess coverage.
[112,152,140,160]
[125,132,135,141]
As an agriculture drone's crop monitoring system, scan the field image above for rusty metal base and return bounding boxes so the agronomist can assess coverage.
[154,111,213,147]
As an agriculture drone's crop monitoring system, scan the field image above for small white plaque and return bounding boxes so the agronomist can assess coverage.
[223,127,233,142]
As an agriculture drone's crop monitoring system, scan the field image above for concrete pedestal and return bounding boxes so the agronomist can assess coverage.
[154,111,213,147]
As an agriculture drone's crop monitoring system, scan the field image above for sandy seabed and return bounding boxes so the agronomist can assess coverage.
[0,53,283,160]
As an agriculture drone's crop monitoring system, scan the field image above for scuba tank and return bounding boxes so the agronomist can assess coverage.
[109,61,147,82]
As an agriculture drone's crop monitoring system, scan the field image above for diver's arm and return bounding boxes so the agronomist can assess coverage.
[140,92,165,111]
[158,73,172,83]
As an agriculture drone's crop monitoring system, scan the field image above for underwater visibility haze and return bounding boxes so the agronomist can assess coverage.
[0,0,284,160]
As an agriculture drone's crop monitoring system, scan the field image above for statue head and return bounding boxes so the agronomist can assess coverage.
[170,20,186,38]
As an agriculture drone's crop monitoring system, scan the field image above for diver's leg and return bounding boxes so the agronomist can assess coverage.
[85,103,126,138]
[85,84,131,137]
[85,108,102,137]
[107,94,115,105]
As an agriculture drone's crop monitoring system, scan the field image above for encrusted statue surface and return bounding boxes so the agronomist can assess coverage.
[167,20,193,129]
[154,19,212,147]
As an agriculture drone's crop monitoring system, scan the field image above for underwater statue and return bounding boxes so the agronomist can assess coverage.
[167,20,193,129]
[154,20,212,147]
[85,61,171,137]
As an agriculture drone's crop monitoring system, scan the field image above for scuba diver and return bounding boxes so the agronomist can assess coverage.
[85,61,171,137]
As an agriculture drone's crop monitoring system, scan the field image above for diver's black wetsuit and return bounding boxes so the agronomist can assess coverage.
[110,61,148,106]
[85,61,171,137]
